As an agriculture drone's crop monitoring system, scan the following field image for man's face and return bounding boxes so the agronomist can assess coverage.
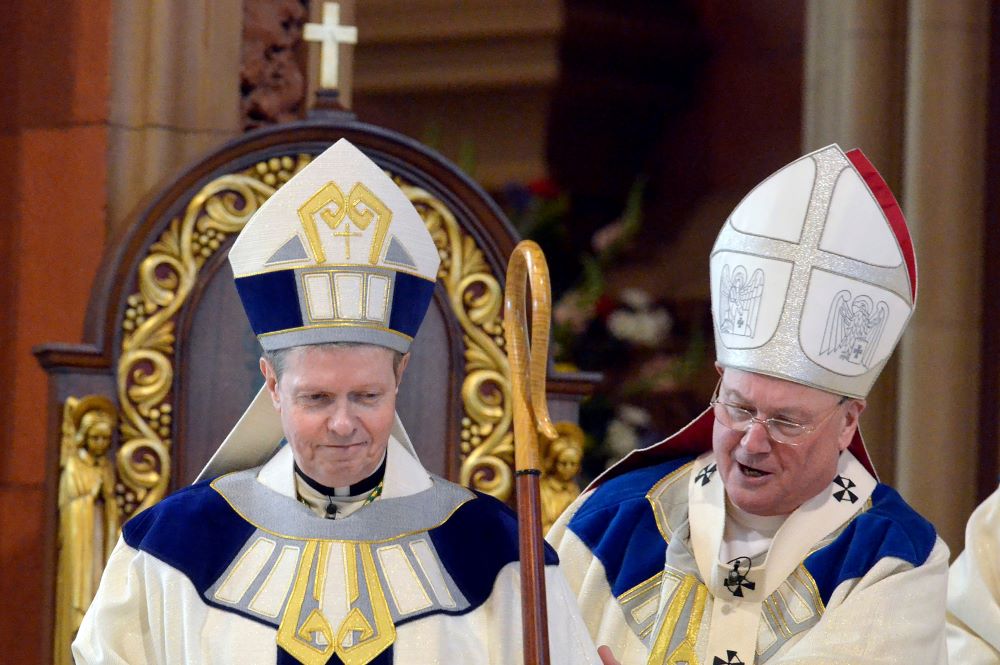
[712,367,864,516]
[262,344,407,488]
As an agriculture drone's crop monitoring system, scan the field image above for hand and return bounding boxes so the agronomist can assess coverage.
[597,645,621,665]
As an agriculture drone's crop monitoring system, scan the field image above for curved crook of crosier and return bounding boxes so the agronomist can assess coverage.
[504,240,558,472]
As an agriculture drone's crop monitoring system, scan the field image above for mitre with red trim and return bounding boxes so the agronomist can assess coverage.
[590,145,916,486]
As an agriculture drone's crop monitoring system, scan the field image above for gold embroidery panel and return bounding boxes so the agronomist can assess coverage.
[114,154,537,519]
[646,571,708,665]
[209,531,469,665]
[297,181,393,266]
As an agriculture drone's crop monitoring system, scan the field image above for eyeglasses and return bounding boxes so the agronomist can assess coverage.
[709,378,848,447]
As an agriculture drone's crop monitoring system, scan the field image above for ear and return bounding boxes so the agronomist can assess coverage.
[837,398,866,451]
[260,357,281,410]
[394,353,411,391]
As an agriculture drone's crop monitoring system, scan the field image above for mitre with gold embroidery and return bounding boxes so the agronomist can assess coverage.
[197,139,440,480]
[229,138,440,353]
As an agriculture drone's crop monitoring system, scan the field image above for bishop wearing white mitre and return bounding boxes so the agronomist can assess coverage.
[549,145,949,665]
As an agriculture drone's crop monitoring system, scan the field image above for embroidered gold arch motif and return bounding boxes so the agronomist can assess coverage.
[112,153,526,519]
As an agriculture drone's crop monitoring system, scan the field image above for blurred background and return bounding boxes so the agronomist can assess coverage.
[0,0,996,660]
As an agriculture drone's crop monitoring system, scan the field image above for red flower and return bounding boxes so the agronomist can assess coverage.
[594,294,617,320]
[527,178,561,199]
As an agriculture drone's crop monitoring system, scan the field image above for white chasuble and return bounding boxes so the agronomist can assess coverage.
[74,440,600,664]
[549,449,950,664]
[948,484,1000,663]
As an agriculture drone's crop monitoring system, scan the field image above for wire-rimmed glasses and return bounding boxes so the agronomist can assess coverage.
[709,378,847,446]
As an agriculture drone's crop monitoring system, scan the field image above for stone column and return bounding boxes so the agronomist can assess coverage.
[897,0,989,552]
[801,0,907,482]
[107,0,243,238]
[803,0,906,170]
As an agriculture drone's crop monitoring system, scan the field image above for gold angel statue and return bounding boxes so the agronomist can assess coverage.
[54,396,119,664]
[540,421,585,534]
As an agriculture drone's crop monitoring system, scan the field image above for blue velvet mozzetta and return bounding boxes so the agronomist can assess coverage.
[123,480,257,597]
[568,457,695,597]
[804,482,937,604]
[123,481,558,629]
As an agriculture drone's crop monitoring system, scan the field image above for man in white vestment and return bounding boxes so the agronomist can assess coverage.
[73,139,600,665]
[947,485,1000,663]
[548,145,950,664]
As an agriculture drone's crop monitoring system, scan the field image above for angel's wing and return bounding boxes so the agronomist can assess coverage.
[820,290,852,356]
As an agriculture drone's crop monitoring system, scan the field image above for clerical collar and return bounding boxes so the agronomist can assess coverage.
[294,452,387,498]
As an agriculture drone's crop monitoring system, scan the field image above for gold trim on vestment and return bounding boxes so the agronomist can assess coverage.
[646,461,695,544]
[763,594,790,639]
[647,573,708,665]
[618,570,664,604]
[792,565,826,615]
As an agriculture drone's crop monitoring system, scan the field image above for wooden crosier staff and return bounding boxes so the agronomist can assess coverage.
[504,240,558,665]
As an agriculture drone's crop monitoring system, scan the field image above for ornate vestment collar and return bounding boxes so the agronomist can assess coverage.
[684,449,875,664]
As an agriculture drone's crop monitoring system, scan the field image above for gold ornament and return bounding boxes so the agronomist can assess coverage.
[115,156,311,518]
[399,182,516,501]
[115,151,575,515]
[540,421,585,533]
[54,395,119,665]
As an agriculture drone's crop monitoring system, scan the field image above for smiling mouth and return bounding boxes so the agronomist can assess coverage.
[322,441,367,450]
[738,462,770,478]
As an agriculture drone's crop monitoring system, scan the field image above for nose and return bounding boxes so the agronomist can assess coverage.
[740,420,772,453]
[327,401,356,437]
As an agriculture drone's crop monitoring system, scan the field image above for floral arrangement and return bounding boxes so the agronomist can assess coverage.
[500,178,710,480]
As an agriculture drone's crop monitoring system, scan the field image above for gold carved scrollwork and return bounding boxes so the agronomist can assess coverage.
[54,395,119,665]
[116,155,311,517]
[398,182,516,501]
[400,182,583,506]
[115,150,575,516]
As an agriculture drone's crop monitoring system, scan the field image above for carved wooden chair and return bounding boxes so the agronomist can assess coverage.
[36,111,597,664]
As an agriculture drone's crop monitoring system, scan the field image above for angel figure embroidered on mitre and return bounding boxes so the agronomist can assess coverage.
[719,264,764,338]
[820,291,889,369]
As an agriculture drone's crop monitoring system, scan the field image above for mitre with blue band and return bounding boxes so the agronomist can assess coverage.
[196,139,439,481]
[710,144,916,399]
[229,138,440,354]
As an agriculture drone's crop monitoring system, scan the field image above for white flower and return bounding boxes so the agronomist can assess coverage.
[618,404,651,428]
[554,291,593,334]
[605,419,638,458]
[607,308,672,347]
[619,288,652,310]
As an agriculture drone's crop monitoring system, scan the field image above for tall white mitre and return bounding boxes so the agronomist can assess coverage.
[710,144,917,399]
[197,139,441,480]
